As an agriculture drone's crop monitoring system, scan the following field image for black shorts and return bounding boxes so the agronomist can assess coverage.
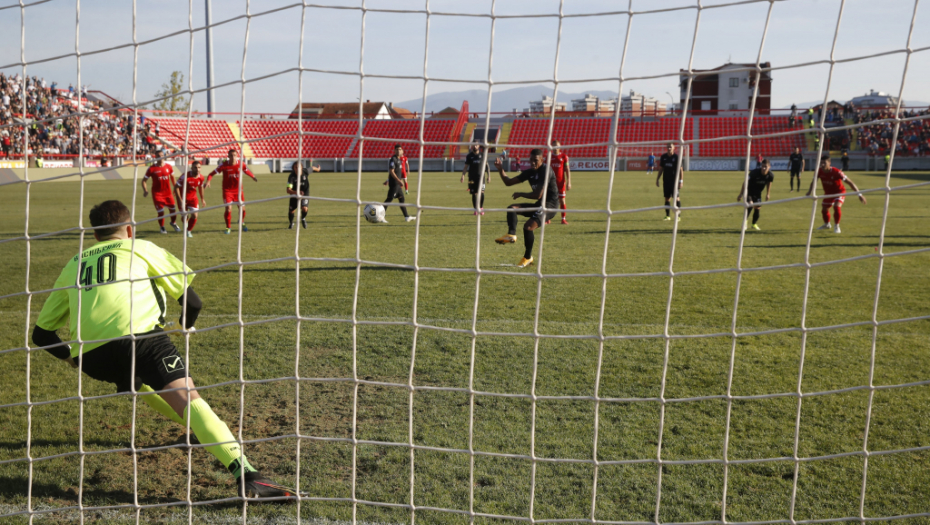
[386,182,404,200]
[467,176,485,195]
[790,168,801,177]
[76,329,190,393]
[510,202,557,226]
[289,197,309,211]
[747,193,763,205]
[663,183,679,200]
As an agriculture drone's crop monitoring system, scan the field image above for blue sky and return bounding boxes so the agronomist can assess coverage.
[0,0,927,114]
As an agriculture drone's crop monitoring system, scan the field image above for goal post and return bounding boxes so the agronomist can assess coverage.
[2,1,930,524]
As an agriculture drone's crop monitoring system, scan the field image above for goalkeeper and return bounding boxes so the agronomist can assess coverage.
[31,200,292,500]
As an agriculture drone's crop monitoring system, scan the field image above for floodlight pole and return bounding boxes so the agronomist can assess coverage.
[205,0,216,117]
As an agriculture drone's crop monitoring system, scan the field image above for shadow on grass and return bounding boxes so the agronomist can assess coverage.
[0,474,281,510]
[0,475,138,505]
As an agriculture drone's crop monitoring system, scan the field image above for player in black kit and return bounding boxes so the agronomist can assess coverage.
[286,161,321,229]
[788,147,804,192]
[737,159,773,230]
[385,146,415,222]
[493,149,559,269]
[460,144,490,215]
[655,142,684,221]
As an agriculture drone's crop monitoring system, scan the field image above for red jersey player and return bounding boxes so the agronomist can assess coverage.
[400,148,410,193]
[806,154,866,234]
[206,149,257,234]
[141,157,180,234]
[550,140,572,224]
[174,160,207,238]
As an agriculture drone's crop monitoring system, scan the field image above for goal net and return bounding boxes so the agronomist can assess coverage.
[2,1,930,524]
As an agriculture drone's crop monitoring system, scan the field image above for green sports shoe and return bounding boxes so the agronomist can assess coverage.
[752,224,760,231]
[225,228,231,235]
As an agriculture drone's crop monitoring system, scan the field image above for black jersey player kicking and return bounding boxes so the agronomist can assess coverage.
[493,149,559,269]
[737,159,774,230]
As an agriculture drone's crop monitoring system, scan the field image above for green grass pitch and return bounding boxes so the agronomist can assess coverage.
[0,168,928,524]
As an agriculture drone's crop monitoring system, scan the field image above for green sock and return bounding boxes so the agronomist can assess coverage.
[184,398,255,476]
[139,384,185,426]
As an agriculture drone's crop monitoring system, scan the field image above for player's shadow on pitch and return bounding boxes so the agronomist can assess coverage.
[0,475,138,505]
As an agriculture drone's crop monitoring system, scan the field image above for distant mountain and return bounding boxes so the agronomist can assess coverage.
[395,85,620,114]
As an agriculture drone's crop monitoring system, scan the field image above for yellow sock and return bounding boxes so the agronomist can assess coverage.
[139,384,185,426]
[183,398,253,475]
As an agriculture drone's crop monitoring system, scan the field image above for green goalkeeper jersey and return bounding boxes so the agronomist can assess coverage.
[35,238,195,356]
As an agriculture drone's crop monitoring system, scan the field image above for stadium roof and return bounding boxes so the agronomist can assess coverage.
[429,107,461,119]
[680,62,772,80]
[290,102,390,119]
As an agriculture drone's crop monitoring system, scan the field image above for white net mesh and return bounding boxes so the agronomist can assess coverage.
[2,0,930,523]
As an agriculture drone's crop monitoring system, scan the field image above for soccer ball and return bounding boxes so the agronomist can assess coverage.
[363,203,385,223]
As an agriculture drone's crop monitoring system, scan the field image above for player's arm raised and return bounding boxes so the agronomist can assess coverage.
[494,157,521,187]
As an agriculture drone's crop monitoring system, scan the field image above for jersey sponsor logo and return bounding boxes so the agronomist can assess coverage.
[163,355,185,372]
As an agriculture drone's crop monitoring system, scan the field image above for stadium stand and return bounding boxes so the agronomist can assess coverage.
[617,118,694,156]
[507,117,694,158]
[696,116,805,157]
[150,117,238,158]
[240,120,358,159]
[348,119,456,159]
[507,118,613,158]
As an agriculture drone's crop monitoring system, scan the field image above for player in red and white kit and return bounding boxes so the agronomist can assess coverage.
[400,147,410,193]
[550,140,572,224]
[806,154,867,234]
[174,160,207,238]
[206,149,257,234]
[141,157,180,234]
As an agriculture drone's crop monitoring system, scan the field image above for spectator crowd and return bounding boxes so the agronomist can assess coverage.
[0,72,164,164]
[856,107,930,157]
